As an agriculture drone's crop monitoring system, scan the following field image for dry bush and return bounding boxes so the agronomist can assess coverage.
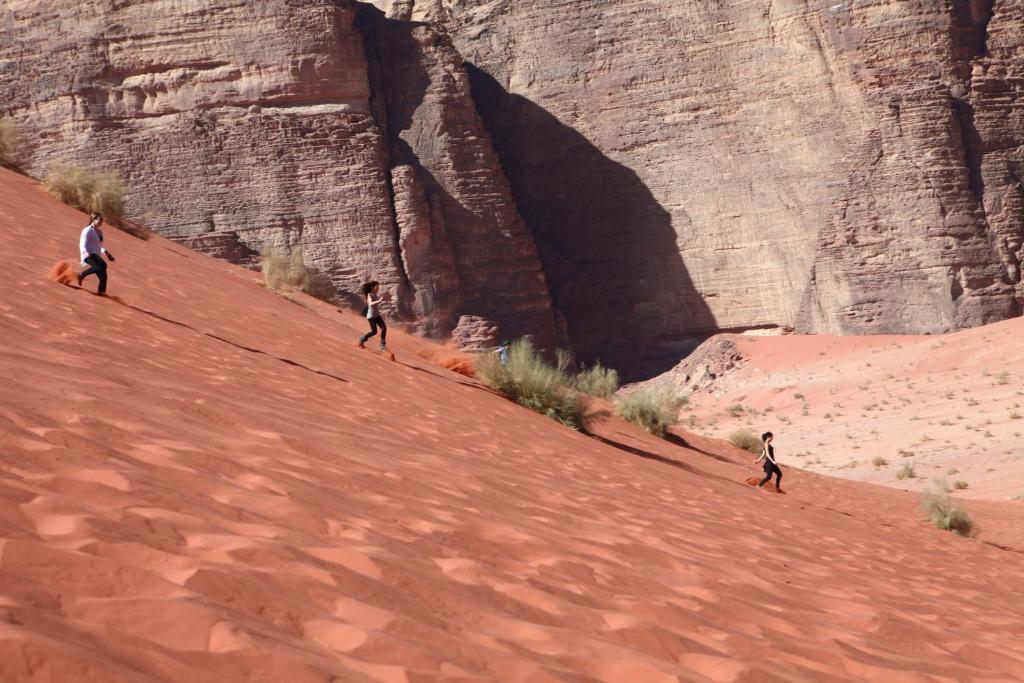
[260,247,337,302]
[921,487,974,537]
[615,386,686,437]
[475,339,589,430]
[0,119,19,167]
[573,363,619,399]
[872,456,888,467]
[953,479,969,490]
[261,247,307,294]
[896,462,917,480]
[728,429,763,454]
[44,166,125,218]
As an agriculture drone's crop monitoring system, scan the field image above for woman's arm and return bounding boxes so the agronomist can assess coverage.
[754,446,765,464]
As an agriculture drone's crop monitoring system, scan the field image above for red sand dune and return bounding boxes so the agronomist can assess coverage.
[683,326,1024,501]
[2,165,1024,681]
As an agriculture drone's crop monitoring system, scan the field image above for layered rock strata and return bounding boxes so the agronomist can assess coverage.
[385,0,1024,373]
[0,0,561,348]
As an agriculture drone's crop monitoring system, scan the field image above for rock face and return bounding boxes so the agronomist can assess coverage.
[449,314,499,351]
[0,0,562,349]
[4,1,1024,379]
[382,0,1024,374]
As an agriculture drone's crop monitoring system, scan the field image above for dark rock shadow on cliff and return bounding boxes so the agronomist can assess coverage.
[467,65,716,382]
[355,10,566,350]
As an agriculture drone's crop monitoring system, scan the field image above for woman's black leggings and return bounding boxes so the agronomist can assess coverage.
[759,464,782,488]
[360,316,387,343]
[80,254,107,294]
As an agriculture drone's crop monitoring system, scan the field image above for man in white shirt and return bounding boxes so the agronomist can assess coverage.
[77,212,115,294]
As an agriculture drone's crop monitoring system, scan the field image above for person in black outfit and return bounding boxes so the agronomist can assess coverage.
[754,431,783,491]
[357,281,387,351]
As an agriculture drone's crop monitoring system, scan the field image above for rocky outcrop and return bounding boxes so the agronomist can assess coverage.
[0,0,561,349]
[450,314,499,351]
[627,337,745,398]
[381,0,1024,375]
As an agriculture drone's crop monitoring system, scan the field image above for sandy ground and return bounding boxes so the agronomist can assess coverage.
[2,165,1024,681]
[683,326,1024,501]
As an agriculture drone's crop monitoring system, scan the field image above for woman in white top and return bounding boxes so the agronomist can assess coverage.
[357,280,387,351]
[77,212,115,294]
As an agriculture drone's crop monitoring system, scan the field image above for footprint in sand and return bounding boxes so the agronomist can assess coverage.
[480,615,566,656]
[433,557,486,586]
[676,654,750,683]
[303,546,383,580]
[332,596,394,629]
[491,581,565,616]
[473,521,533,545]
[60,468,132,492]
[207,620,256,653]
[20,496,87,537]
[303,619,368,653]
[128,443,196,473]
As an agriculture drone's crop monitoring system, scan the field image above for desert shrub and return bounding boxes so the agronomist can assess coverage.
[573,362,619,399]
[260,247,337,302]
[44,165,125,218]
[261,247,308,294]
[0,119,18,167]
[614,386,686,437]
[475,339,589,430]
[953,480,969,490]
[896,462,916,480]
[871,456,888,467]
[921,488,974,537]
[728,404,744,417]
[728,429,763,454]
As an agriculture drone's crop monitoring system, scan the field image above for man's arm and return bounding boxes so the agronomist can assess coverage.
[97,229,116,261]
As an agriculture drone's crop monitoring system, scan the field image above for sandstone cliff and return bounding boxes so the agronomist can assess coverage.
[0,0,562,348]
[4,0,1023,378]
[382,0,1024,374]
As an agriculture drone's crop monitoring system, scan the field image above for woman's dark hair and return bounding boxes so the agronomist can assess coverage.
[90,212,102,222]
[360,280,379,296]
[761,431,773,441]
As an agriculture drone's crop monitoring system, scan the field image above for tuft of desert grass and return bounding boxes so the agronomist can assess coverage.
[953,480,969,490]
[896,462,916,480]
[44,165,125,218]
[0,119,19,167]
[614,386,686,437]
[573,363,619,399]
[260,247,337,302]
[728,429,763,455]
[475,339,589,430]
[872,456,888,467]
[921,484,974,536]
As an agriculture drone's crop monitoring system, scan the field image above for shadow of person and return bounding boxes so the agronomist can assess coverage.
[467,65,716,381]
